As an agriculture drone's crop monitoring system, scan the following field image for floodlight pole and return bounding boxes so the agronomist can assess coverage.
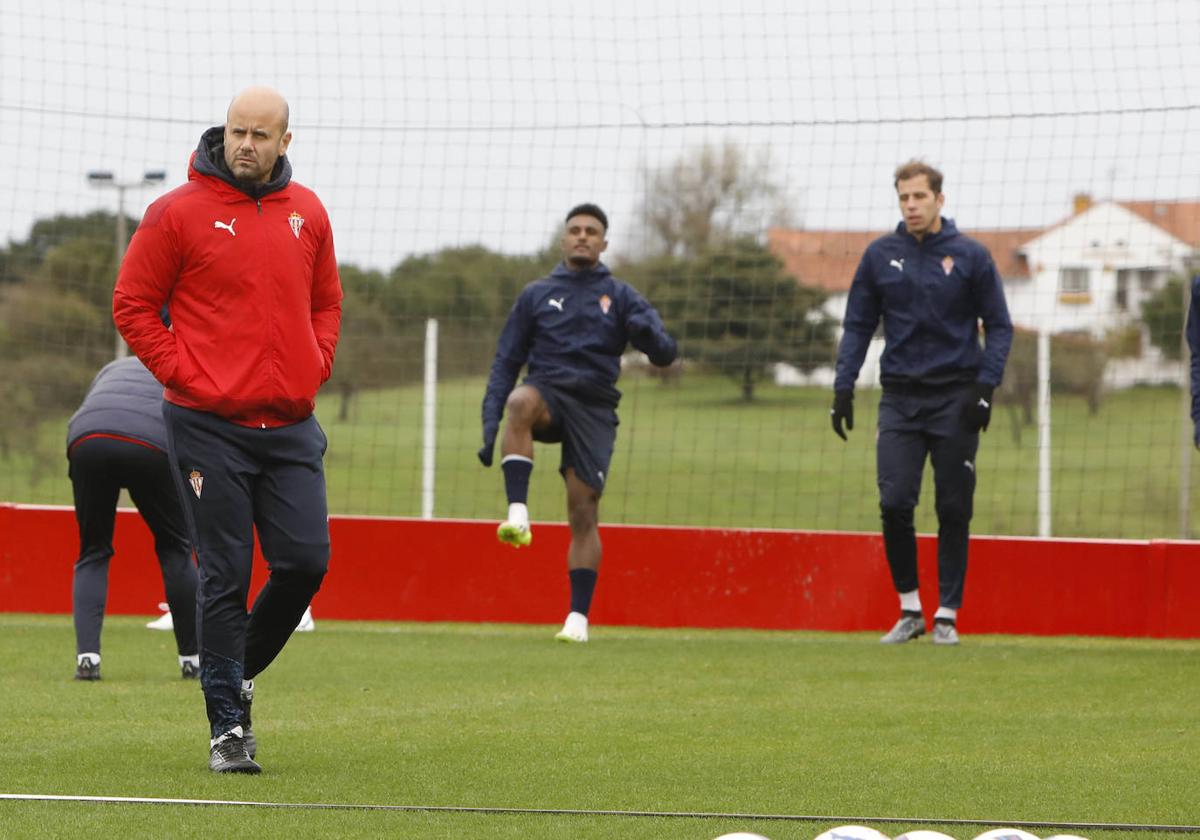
[87,170,167,359]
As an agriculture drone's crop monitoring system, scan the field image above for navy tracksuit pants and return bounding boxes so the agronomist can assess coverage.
[69,436,198,658]
[876,385,980,610]
[163,402,330,738]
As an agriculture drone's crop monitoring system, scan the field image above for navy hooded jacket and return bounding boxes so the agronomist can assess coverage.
[481,261,676,440]
[834,218,1013,392]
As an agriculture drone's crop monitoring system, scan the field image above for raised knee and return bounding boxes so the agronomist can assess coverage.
[504,389,539,422]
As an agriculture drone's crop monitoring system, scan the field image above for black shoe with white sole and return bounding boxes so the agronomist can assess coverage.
[209,730,261,774]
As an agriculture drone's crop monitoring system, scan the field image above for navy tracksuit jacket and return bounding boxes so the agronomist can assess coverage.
[480,261,677,445]
[835,219,1012,392]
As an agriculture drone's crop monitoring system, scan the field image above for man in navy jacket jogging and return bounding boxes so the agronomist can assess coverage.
[479,204,677,643]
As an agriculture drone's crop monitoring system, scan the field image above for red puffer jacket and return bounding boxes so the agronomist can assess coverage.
[113,128,342,428]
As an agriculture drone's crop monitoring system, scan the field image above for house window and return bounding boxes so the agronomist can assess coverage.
[1059,268,1090,294]
[1058,267,1092,304]
[1138,269,1158,291]
[1115,269,1131,310]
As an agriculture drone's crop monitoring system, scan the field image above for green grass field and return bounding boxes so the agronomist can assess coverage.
[4,375,1198,539]
[2,614,1197,839]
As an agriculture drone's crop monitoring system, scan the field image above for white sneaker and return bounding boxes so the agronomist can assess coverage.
[554,611,589,643]
[295,606,315,632]
[146,603,174,631]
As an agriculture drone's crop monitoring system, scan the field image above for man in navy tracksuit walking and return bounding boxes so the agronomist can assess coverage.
[67,356,198,681]
[478,203,677,643]
[831,161,1012,645]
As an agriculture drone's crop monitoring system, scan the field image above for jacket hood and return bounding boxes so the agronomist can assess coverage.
[191,125,292,199]
[894,217,959,244]
[550,260,612,281]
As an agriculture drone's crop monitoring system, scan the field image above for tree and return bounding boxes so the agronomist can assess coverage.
[628,238,835,402]
[997,327,1108,442]
[327,265,413,421]
[327,245,560,420]
[0,218,123,471]
[638,141,793,259]
[1141,275,1188,361]
[384,244,556,378]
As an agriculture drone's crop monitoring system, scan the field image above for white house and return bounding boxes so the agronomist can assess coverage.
[1008,199,1197,337]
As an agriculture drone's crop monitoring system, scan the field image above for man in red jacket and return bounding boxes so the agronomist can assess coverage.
[113,86,342,774]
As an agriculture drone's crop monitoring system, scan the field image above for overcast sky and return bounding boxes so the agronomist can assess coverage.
[2,0,1198,270]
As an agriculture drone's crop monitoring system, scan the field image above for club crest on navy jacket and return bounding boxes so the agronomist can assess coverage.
[481,261,677,434]
[834,218,1013,391]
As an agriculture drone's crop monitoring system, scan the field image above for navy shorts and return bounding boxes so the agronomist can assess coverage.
[528,382,618,494]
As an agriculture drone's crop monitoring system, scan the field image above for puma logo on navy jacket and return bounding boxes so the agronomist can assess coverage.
[834,218,1013,392]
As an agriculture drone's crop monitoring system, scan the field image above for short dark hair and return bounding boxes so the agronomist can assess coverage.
[893,160,943,194]
[565,203,608,232]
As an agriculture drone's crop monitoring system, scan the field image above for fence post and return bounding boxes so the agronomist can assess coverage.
[1179,276,1193,539]
[422,318,438,520]
[1037,328,1052,537]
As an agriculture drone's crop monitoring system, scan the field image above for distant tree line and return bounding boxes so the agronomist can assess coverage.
[0,142,840,479]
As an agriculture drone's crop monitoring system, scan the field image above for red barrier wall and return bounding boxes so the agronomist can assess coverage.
[2,503,1197,638]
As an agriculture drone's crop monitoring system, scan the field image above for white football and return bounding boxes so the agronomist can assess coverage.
[713,834,771,840]
[971,830,1041,840]
[895,831,959,840]
[814,826,892,840]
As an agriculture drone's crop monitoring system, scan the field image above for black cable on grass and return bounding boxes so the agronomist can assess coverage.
[2,794,1199,834]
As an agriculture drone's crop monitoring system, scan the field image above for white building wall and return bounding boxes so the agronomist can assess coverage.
[1013,202,1191,336]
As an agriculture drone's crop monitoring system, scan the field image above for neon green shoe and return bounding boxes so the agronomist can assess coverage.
[497,521,532,548]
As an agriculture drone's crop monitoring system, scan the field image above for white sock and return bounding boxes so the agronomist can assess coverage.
[934,607,958,623]
[179,654,199,668]
[210,725,243,747]
[507,502,529,527]
[77,653,100,666]
[899,590,922,613]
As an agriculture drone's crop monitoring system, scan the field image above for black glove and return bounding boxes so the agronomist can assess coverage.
[961,383,994,432]
[830,390,854,441]
[478,424,498,467]
[626,313,654,343]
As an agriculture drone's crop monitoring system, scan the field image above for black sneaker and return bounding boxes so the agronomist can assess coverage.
[75,659,101,681]
[181,661,199,680]
[209,730,261,774]
[241,684,256,759]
